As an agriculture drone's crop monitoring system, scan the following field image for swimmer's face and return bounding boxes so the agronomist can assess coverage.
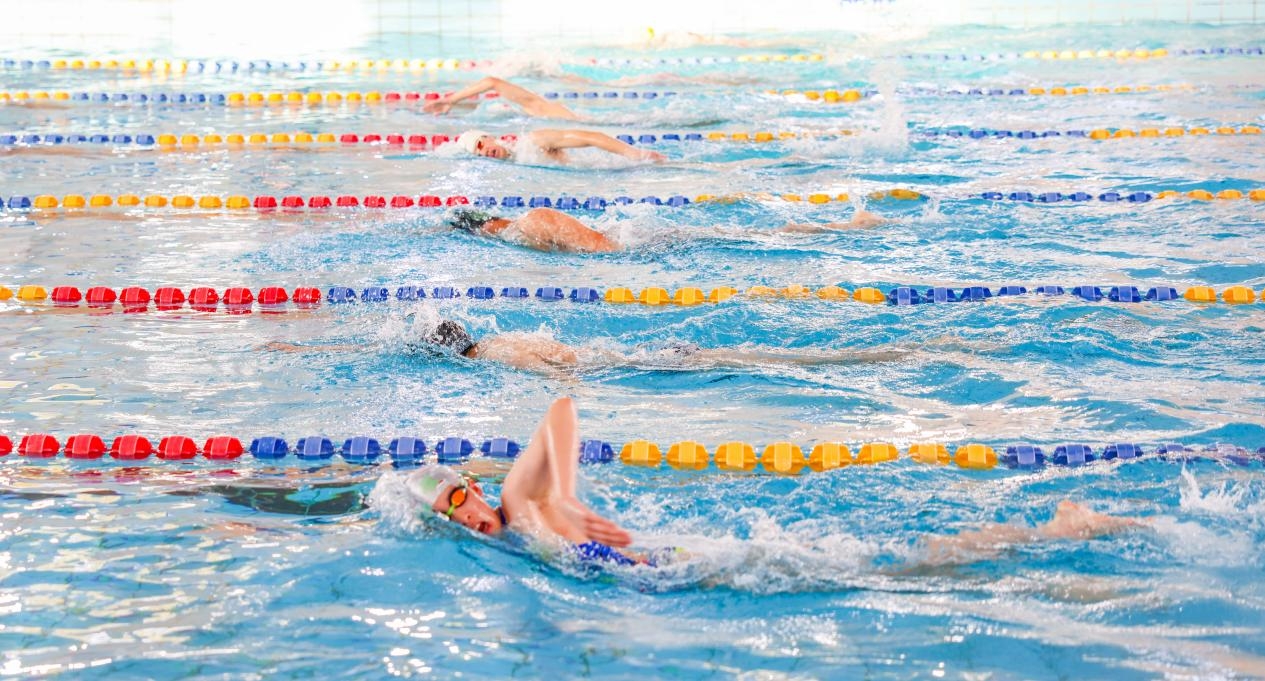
[431,485,504,536]
[474,136,509,160]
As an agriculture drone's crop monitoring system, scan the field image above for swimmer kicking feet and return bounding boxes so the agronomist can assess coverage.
[444,207,887,253]
[263,319,908,374]
[422,77,664,164]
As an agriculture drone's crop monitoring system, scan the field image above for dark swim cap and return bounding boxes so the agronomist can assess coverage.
[428,319,476,356]
[448,209,496,233]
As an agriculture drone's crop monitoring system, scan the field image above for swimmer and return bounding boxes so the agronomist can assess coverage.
[422,77,664,164]
[448,208,619,253]
[398,398,1148,570]
[263,319,908,373]
[404,396,641,561]
[444,208,887,253]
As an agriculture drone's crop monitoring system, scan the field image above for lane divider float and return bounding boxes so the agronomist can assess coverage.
[773,83,1199,102]
[2,284,1260,313]
[0,432,1259,473]
[922,125,1263,140]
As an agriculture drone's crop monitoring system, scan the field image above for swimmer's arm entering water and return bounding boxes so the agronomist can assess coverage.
[527,129,666,163]
[779,210,886,233]
[500,396,633,547]
[423,76,579,120]
[504,208,621,253]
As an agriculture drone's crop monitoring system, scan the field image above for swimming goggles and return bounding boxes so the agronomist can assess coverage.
[444,477,482,517]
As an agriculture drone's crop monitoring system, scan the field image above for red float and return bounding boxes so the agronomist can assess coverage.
[384,92,401,101]
[51,286,82,303]
[363,134,382,143]
[157,435,198,460]
[446,196,469,206]
[308,196,332,208]
[19,433,60,457]
[0,434,11,456]
[390,196,414,208]
[203,436,243,460]
[407,135,427,145]
[64,434,106,459]
[363,196,386,208]
[120,287,151,304]
[223,287,254,305]
[336,195,359,207]
[386,134,404,145]
[257,287,288,305]
[431,134,450,145]
[253,196,278,209]
[291,287,321,304]
[281,196,304,208]
[154,287,186,309]
[109,435,153,460]
[86,286,117,305]
[418,195,441,207]
[340,134,359,143]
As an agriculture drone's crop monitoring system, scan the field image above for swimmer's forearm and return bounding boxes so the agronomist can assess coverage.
[532,130,639,158]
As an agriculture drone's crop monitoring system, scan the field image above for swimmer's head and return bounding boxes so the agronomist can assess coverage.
[426,319,477,357]
[448,209,497,234]
[406,465,503,535]
[457,129,510,160]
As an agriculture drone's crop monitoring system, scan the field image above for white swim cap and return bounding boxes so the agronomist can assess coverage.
[458,129,491,155]
[406,464,465,510]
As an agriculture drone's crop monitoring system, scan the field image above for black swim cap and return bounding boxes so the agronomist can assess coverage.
[448,209,496,233]
[428,319,476,356]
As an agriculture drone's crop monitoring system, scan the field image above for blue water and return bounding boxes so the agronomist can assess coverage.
[2,20,1265,680]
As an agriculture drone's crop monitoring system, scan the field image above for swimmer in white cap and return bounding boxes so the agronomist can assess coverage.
[406,396,635,550]
[423,77,665,164]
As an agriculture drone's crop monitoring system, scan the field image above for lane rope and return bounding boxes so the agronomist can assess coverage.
[2,188,1263,212]
[0,47,1259,74]
[0,433,1260,472]
[0,90,675,106]
[2,126,1262,151]
[2,284,1260,311]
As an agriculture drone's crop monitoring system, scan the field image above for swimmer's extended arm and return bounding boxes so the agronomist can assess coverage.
[528,129,666,162]
[921,501,1145,566]
[501,397,632,547]
[691,347,908,367]
[423,76,577,119]
[779,210,887,233]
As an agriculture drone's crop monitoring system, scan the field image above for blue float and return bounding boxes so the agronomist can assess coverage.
[436,437,474,463]
[362,287,389,302]
[1072,285,1104,301]
[580,439,614,464]
[536,286,564,301]
[249,436,289,459]
[570,287,600,302]
[342,437,382,462]
[396,286,425,301]
[501,286,529,298]
[1003,444,1044,468]
[583,197,607,210]
[888,287,922,305]
[1108,286,1142,302]
[1145,286,1178,301]
[959,286,992,301]
[1102,443,1142,460]
[481,438,521,459]
[327,287,357,303]
[1035,285,1064,295]
[295,436,335,460]
[997,285,1027,296]
[529,196,552,208]
[432,286,457,299]
[1053,444,1095,466]
[389,437,428,464]
[467,286,495,299]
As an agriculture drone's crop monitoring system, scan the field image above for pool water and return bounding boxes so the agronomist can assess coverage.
[2,20,1265,679]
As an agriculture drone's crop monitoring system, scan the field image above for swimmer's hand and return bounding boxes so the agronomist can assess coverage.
[638,149,667,163]
[422,98,454,115]
[561,498,633,548]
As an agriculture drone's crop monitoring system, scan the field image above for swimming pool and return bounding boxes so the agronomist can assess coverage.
[2,18,1265,679]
